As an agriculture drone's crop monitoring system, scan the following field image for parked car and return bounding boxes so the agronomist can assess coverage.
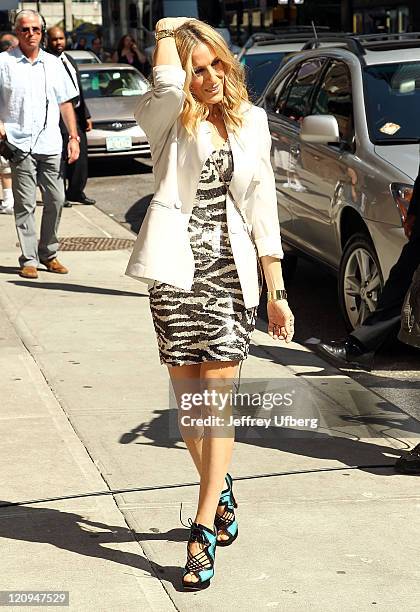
[240,37,307,101]
[238,27,330,59]
[79,64,151,158]
[239,31,335,101]
[66,50,100,65]
[259,33,420,329]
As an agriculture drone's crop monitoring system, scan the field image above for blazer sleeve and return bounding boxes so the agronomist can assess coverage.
[250,108,284,259]
[134,64,186,156]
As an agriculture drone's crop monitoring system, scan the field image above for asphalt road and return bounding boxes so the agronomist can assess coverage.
[85,156,420,424]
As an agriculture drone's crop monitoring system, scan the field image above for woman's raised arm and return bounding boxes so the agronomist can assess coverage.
[154,17,192,66]
[134,18,193,155]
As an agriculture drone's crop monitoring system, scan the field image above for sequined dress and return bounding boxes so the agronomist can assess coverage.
[148,140,258,366]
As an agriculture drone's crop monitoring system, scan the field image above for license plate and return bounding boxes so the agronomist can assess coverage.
[106,135,132,151]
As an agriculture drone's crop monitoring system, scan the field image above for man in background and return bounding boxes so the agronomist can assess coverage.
[47,26,96,207]
[0,32,18,51]
[91,36,111,62]
[0,10,80,279]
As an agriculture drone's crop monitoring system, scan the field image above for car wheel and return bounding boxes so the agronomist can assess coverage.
[339,234,384,331]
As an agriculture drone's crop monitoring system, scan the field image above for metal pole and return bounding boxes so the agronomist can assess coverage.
[64,0,72,32]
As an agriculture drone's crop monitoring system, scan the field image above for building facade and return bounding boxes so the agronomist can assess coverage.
[12,1,102,29]
[342,0,420,33]
[100,0,420,52]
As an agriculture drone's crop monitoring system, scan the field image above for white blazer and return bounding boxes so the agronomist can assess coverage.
[125,64,284,309]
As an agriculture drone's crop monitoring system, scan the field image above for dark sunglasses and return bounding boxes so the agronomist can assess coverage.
[19,26,42,34]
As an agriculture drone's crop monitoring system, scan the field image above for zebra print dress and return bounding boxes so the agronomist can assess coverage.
[148,140,258,367]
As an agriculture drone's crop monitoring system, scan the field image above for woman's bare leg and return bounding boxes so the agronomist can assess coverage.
[169,360,239,583]
[168,363,203,475]
[196,362,238,546]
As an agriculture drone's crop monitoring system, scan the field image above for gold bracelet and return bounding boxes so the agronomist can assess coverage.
[267,289,288,302]
[155,29,175,42]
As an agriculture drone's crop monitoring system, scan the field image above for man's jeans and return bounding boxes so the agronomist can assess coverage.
[10,152,65,267]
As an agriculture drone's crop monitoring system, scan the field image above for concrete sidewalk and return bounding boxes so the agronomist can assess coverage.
[1,205,419,611]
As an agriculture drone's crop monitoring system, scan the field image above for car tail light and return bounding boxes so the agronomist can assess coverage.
[391,183,414,223]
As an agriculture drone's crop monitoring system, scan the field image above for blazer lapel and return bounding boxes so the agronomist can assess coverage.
[193,121,256,206]
[198,122,213,167]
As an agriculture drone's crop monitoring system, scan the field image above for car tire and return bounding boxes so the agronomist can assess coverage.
[339,233,384,332]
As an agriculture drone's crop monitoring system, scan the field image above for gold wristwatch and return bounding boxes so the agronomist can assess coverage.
[155,29,175,42]
[267,289,288,302]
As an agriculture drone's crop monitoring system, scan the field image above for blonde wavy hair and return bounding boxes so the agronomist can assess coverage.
[174,21,249,135]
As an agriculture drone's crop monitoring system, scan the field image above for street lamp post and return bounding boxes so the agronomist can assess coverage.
[63,0,72,32]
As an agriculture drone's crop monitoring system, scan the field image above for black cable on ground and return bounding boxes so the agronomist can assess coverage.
[0,464,396,509]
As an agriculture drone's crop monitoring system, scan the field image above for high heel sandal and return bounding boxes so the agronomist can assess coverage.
[215,472,238,547]
[181,518,217,591]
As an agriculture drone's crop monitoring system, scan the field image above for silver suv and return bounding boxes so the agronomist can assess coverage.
[238,34,311,100]
[260,34,419,329]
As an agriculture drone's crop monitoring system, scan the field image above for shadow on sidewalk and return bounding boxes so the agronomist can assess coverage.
[0,266,20,275]
[249,340,420,377]
[7,281,146,298]
[0,502,190,590]
[119,408,410,475]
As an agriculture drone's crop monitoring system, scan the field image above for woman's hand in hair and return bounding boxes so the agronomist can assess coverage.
[156,17,193,32]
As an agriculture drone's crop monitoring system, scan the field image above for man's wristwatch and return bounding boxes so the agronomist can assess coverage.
[155,29,175,42]
[267,289,288,302]
[69,135,81,142]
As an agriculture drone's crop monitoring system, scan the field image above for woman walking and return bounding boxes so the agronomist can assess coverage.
[126,17,295,590]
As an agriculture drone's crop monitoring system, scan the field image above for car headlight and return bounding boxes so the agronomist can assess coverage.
[391,183,414,223]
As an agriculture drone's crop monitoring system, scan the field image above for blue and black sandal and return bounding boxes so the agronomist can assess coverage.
[215,472,238,547]
[182,520,217,591]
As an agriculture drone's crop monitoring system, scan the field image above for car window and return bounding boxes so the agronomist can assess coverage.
[281,59,325,123]
[311,60,353,142]
[264,67,296,113]
[364,61,420,143]
[242,51,287,100]
[274,69,297,115]
[74,58,97,65]
[80,70,149,98]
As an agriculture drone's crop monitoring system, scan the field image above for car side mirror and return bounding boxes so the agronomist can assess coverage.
[300,115,340,144]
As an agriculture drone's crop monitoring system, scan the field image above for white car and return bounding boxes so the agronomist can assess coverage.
[79,64,151,158]
[66,50,100,65]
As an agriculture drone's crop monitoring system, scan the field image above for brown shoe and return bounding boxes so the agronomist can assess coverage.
[40,258,68,274]
[19,266,38,279]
